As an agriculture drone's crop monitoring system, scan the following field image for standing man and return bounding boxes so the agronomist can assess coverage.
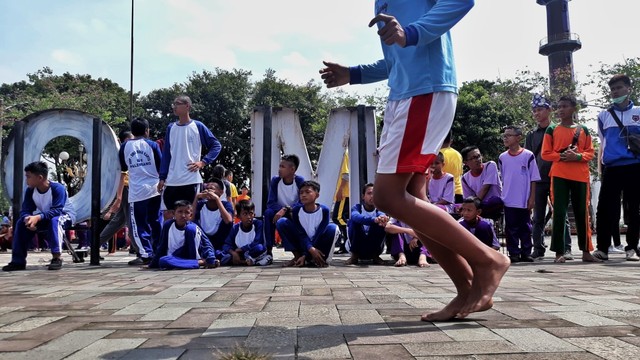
[157,95,222,213]
[593,74,640,261]
[117,118,163,266]
[320,0,509,321]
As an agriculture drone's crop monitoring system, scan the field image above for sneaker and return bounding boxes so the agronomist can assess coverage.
[563,250,574,261]
[48,258,63,270]
[2,263,26,271]
[609,245,625,254]
[592,250,609,261]
[256,254,273,266]
[509,255,521,264]
[520,254,535,263]
[625,249,640,262]
[127,257,151,266]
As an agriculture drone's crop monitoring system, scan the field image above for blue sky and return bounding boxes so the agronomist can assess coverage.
[1,0,638,103]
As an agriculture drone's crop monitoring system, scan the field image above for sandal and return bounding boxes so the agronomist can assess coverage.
[554,256,566,263]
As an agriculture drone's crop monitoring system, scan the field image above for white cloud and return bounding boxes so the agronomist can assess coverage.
[283,51,309,67]
[51,49,83,66]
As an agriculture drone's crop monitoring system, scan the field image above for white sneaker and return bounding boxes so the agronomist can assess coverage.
[609,245,625,254]
[563,250,574,260]
[592,250,609,261]
[625,250,640,262]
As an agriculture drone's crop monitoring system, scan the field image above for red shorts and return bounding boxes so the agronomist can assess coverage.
[377,92,457,174]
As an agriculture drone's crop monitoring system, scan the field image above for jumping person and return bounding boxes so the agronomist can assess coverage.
[320,0,509,320]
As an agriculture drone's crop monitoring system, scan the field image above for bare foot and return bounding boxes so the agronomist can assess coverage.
[394,254,407,267]
[421,295,466,322]
[457,254,509,318]
[418,254,429,268]
[246,258,254,266]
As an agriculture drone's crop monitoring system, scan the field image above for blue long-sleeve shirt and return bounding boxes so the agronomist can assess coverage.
[598,101,640,167]
[223,219,264,253]
[349,203,385,228]
[265,175,305,212]
[290,204,331,253]
[158,120,221,183]
[150,219,216,268]
[20,182,68,221]
[350,0,474,100]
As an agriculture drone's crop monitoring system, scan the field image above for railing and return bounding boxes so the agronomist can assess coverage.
[539,32,581,48]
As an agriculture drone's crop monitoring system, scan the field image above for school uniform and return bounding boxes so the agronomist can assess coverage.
[347,204,387,260]
[120,137,162,260]
[428,172,455,213]
[277,204,338,264]
[221,219,270,266]
[11,182,76,266]
[458,217,500,250]
[461,161,503,219]
[194,199,234,250]
[263,175,305,250]
[498,148,540,257]
[150,219,217,269]
[388,218,430,264]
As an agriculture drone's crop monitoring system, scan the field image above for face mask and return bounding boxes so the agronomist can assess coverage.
[612,94,628,104]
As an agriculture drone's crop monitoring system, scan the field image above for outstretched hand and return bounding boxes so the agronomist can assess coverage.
[319,61,350,88]
[369,14,406,47]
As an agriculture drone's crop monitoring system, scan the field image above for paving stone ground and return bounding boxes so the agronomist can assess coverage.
[1,239,640,359]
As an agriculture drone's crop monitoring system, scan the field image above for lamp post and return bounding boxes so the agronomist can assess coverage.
[58,151,70,184]
[78,143,85,178]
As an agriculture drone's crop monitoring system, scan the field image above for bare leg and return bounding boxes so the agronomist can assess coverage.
[375,173,509,320]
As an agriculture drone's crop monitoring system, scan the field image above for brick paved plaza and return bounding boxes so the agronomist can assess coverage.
[1,244,640,360]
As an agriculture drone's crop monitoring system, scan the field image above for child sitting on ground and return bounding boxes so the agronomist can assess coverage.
[386,218,431,267]
[150,200,219,270]
[458,197,500,250]
[276,180,338,267]
[193,178,234,251]
[220,200,271,266]
[428,152,456,214]
[345,183,389,265]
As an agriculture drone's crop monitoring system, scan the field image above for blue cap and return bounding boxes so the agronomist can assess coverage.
[532,93,551,109]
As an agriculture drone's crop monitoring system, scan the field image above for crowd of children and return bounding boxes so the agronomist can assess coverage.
[2,91,628,274]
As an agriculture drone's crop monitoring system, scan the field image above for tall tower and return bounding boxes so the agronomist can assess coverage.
[537,0,581,95]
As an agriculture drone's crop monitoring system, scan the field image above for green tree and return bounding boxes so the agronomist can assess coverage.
[584,57,640,108]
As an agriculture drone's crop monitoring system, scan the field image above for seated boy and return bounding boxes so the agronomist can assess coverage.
[3,161,77,271]
[386,218,430,267]
[460,146,503,220]
[193,178,234,250]
[264,154,305,255]
[428,152,456,214]
[220,200,271,266]
[150,200,219,270]
[0,221,12,252]
[345,183,389,265]
[276,180,337,267]
[458,197,500,250]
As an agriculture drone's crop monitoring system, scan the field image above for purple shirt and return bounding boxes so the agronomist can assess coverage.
[458,217,500,249]
[428,172,455,213]
[461,161,502,200]
[498,149,540,209]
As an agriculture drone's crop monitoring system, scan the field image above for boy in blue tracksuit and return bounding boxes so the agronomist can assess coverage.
[118,117,163,266]
[263,154,305,255]
[346,183,388,265]
[220,200,271,266]
[193,177,234,251]
[3,161,76,271]
[150,200,219,269]
[277,180,338,267]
